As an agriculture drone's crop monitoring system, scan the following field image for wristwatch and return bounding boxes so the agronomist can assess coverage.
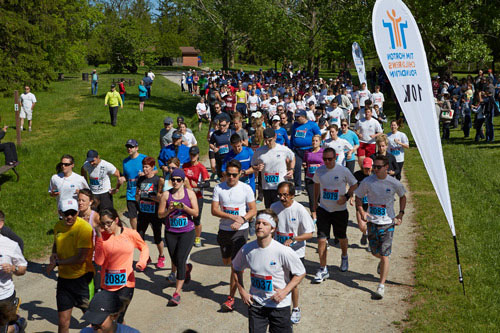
[399,210,405,215]
[345,193,351,199]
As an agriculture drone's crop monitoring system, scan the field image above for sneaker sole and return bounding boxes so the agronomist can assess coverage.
[374,293,384,300]
[168,299,180,306]
[221,303,234,311]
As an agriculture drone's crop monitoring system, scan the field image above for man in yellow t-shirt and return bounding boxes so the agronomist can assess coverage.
[46,198,94,333]
[104,84,123,127]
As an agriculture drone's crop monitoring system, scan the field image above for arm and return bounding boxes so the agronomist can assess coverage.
[337,183,358,205]
[395,195,407,225]
[211,200,244,223]
[57,248,91,266]
[270,273,305,304]
[109,169,123,194]
[94,236,105,266]
[81,166,88,183]
[104,93,109,106]
[158,191,170,219]
[233,269,253,306]
[132,230,150,270]
[286,157,295,178]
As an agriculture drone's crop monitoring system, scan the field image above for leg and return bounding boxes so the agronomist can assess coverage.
[305,178,316,220]
[57,309,72,333]
[194,197,203,245]
[248,305,269,333]
[151,217,164,257]
[174,230,195,293]
[292,149,304,191]
[291,286,299,308]
[136,215,149,240]
[269,306,292,333]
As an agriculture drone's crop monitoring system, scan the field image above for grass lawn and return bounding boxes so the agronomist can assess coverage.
[0,67,207,259]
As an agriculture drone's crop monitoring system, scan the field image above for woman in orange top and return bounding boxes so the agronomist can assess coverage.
[94,208,149,324]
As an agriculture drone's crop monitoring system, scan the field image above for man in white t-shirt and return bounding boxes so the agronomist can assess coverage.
[323,124,354,166]
[81,150,122,210]
[247,90,260,113]
[233,209,305,333]
[271,182,314,324]
[354,108,383,169]
[19,85,37,132]
[252,128,295,208]
[358,82,372,111]
[370,85,385,112]
[212,159,257,312]
[326,99,345,128]
[313,147,358,283]
[0,234,28,332]
[49,155,89,207]
[355,155,406,299]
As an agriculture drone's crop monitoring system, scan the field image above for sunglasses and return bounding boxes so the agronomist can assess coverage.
[61,163,73,167]
[100,220,114,228]
[277,193,291,198]
[373,165,386,169]
[226,172,239,178]
[126,145,136,149]
[171,178,183,183]
[323,157,335,161]
[62,210,77,217]
[341,124,348,127]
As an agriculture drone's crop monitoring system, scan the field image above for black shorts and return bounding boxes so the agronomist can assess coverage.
[193,196,203,226]
[103,288,134,324]
[217,229,248,260]
[317,207,348,239]
[139,96,146,102]
[56,272,94,312]
[0,291,18,327]
[248,305,292,333]
[209,150,215,159]
[198,114,210,123]
[127,200,139,219]
[95,192,113,211]
[263,190,279,209]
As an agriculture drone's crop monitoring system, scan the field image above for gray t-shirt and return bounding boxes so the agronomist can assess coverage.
[160,127,176,147]
[236,128,248,142]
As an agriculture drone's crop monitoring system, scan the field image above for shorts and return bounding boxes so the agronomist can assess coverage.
[248,305,292,333]
[139,96,146,102]
[56,272,94,312]
[263,189,279,209]
[198,114,210,122]
[20,107,32,120]
[127,200,139,219]
[357,142,376,157]
[95,192,113,211]
[316,207,348,239]
[0,291,19,327]
[102,288,134,324]
[367,222,395,257]
[217,228,248,260]
[209,150,215,159]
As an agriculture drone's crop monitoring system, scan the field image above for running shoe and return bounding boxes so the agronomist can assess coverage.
[374,285,384,299]
[194,237,202,247]
[313,268,329,283]
[377,262,381,275]
[291,308,301,324]
[221,296,235,311]
[340,256,349,272]
[295,190,302,196]
[167,272,176,283]
[360,233,368,245]
[185,263,193,284]
[157,255,165,268]
[168,292,181,306]
[15,316,27,333]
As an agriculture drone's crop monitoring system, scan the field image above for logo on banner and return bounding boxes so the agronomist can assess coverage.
[383,9,408,49]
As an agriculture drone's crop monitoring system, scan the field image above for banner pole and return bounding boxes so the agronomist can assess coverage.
[453,235,465,295]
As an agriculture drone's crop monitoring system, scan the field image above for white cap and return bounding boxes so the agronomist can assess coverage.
[251,111,262,119]
[272,115,280,122]
[59,198,78,212]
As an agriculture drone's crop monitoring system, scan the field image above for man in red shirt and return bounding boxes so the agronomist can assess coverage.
[224,88,237,115]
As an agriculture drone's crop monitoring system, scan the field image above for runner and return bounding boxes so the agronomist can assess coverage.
[323,124,354,167]
[183,146,210,247]
[158,169,199,306]
[303,134,324,221]
[313,147,358,282]
[160,117,176,148]
[370,135,399,179]
[235,84,248,118]
[355,155,406,299]
[81,150,123,211]
[326,99,345,128]
[46,199,94,333]
[178,122,197,147]
[19,85,36,132]
[353,157,373,246]
[271,115,290,147]
[158,131,190,171]
[222,134,255,193]
[93,208,149,323]
[387,119,409,181]
[354,107,383,169]
[232,209,306,333]
[338,119,359,174]
[209,118,234,179]
[270,182,314,324]
[196,97,210,131]
[104,84,123,127]
[232,112,249,146]
[252,128,295,208]
[135,157,165,268]
[211,159,257,312]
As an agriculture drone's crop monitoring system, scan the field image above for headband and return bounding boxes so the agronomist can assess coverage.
[256,213,276,228]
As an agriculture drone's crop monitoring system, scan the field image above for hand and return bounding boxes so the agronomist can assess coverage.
[337,196,347,205]
[136,262,145,271]
[109,188,118,195]
[270,288,288,303]
[213,147,219,153]
[138,172,145,177]
[119,176,126,184]
[230,222,241,231]
[0,263,15,274]
[2,125,7,132]
[240,290,254,306]
[51,190,60,197]
[255,163,264,172]
[286,169,293,178]
[349,197,354,206]
[394,213,403,225]
[361,210,373,222]
[283,239,294,247]
[46,262,56,275]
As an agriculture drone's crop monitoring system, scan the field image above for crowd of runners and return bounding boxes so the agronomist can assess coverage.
[0,65,498,333]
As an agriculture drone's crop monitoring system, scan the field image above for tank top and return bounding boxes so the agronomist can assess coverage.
[137,175,161,215]
[236,90,247,104]
[165,188,194,233]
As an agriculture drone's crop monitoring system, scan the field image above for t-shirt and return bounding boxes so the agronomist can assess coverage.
[0,235,27,300]
[303,148,324,179]
[236,129,249,143]
[182,131,198,147]
[355,117,382,144]
[20,92,37,111]
[387,131,409,163]
[224,95,236,112]
[323,137,353,166]
[136,175,161,214]
[49,172,89,204]
[123,154,147,201]
[232,240,305,308]
[290,121,321,150]
[82,159,117,195]
[248,95,260,111]
[354,174,406,225]
[210,129,234,156]
[183,161,210,199]
[371,92,385,108]
[251,144,294,190]
[326,107,345,127]
[80,323,139,333]
[350,90,360,108]
[270,201,315,258]
[53,217,94,279]
[358,89,372,106]
[274,127,290,147]
[339,130,359,162]
[222,147,255,192]
[313,164,357,212]
[160,127,176,147]
[196,103,208,116]
[213,181,255,231]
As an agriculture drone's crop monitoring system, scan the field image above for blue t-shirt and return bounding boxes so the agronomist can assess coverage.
[290,121,321,150]
[275,127,290,147]
[339,129,359,162]
[158,144,190,167]
[186,75,193,84]
[123,153,147,201]
[81,323,139,333]
[222,146,255,193]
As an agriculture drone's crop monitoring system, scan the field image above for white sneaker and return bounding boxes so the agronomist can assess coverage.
[291,307,301,324]
[313,268,329,283]
[374,285,384,299]
[340,256,348,272]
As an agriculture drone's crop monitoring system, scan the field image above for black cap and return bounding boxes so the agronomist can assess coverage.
[189,146,200,155]
[110,84,116,89]
[125,139,138,147]
[86,150,98,162]
[172,131,183,140]
[177,116,185,122]
[263,128,276,139]
[81,291,122,325]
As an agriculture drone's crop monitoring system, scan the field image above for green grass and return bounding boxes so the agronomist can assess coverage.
[0,66,207,259]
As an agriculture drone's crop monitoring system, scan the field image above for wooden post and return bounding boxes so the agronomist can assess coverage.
[14,90,21,146]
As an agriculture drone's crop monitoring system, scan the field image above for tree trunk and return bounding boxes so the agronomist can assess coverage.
[222,25,229,69]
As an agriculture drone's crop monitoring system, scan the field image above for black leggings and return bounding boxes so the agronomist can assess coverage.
[345,160,356,175]
[396,162,404,181]
[0,142,18,164]
[305,178,316,213]
[165,229,195,280]
[137,213,163,244]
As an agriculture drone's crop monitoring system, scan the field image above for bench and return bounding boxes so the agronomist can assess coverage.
[111,78,136,86]
[0,164,19,190]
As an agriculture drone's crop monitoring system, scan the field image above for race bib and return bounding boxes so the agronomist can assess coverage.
[330,117,339,124]
[264,173,279,185]
[241,175,250,184]
[104,269,126,286]
[390,148,401,156]
[362,196,368,204]
[223,206,240,216]
[250,273,273,292]
[139,200,155,213]
[169,214,189,228]
[322,189,339,201]
[127,178,137,188]
[219,144,229,154]
[369,204,387,216]
[295,129,307,138]
[89,177,99,186]
[276,232,294,244]
[308,164,321,175]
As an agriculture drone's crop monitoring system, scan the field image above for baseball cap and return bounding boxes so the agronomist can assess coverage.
[86,150,98,162]
[271,115,280,122]
[110,84,116,88]
[172,131,183,140]
[308,100,315,106]
[163,117,173,125]
[125,139,138,147]
[177,116,185,122]
[189,146,200,155]
[295,110,307,118]
[251,111,262,119]
[362,157,373,168]
[81,291,122,325]
[263,128,276,139]
[58,198,78,213]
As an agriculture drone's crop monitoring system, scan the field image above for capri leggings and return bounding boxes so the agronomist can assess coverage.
[137,213,163,244]
[165,229,195,280]
[193,197,203,226]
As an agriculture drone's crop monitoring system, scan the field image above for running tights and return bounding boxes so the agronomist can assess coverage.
[165,229,195,280]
